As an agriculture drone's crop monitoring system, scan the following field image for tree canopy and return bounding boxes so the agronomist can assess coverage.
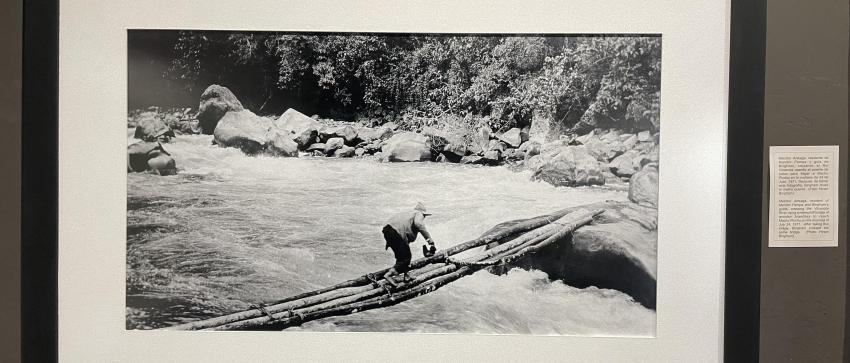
[158,32,661,133]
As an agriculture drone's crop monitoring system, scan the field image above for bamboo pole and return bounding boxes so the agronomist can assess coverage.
[453,209,601,267]
[211,263,460,331]
[211,209,602,331]
[208,216,575,331]
[167,208,574,331]
[167,261,449,331]
[237,265,477,331]
[302,210,603,327]
[168,206,602,331]
[223,209,590,331]
[446,217,566,267]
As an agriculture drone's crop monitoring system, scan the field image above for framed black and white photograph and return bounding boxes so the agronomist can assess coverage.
[126,30,661,336]
[53,0,735,360]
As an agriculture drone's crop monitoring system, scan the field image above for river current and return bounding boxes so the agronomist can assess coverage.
[126,134,655,336]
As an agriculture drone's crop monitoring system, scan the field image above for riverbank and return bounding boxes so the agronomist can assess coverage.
[128,86,660,192]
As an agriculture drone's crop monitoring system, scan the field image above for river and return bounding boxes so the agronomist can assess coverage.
[126,134,655,336]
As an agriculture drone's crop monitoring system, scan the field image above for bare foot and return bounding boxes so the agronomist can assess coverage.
[384,275,401,289]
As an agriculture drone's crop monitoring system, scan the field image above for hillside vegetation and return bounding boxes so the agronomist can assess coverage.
[161,33,660,135]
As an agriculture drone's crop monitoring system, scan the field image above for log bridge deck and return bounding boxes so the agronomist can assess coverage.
[166,208,603,331]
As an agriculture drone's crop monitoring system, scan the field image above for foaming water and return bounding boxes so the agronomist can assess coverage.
[127,135,654,336]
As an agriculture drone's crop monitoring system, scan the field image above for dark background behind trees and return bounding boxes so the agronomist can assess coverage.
[129,31,660,133]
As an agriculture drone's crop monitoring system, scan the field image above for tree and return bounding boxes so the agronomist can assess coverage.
[161,32,661,132]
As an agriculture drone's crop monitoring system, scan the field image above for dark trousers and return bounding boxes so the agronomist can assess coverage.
[382,225,411,273]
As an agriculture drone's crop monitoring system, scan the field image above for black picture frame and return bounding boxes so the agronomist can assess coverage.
[21,0,58,362]
[725,0,766,361]
[21,0,768,361]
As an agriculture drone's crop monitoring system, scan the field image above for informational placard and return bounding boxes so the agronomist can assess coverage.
[769,145,840,247]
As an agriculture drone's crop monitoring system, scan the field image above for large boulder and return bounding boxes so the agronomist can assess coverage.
[267,133,299,157]
[621,134,639,150]
[637,130,652,142]
[442,143,467,162]
[609,150,640,177]
[128,142,160,172]
[133,112,175,142]
[363,141,383,154]
[355,127,376,143]
[646,144,660,165]
[574,130,596,145]
[460,155,485,165]
[335,145,356,157]
[306,143,326,153]
[530,145,605,187]
[489,202,658,309]
[376,126,394,140]
[147,150,177,176]
[502,148,523,161]
[150,108,198,136]
[629,164,659,208]
[381,132,432,162]
[482,149,502,165]
[498,127,524,148]
[420,126,451,153]
[599,129,621,143]
[213,110,273,155]
[197,85,244,134]
[487,139,505,152]
[319,125,358,144]
[583,137,626,162]
[127,142,177,175]
[324,137,345,155]
[292,128,318,149]
[275,108,321,149]
[520,126,530,144]
[524,154,546,171]
[336,125,359,144]
[602,170,622,184]
[628,145,659,170]
[540,139,570,155]
[519,141,541,157]
[355,126,392,144]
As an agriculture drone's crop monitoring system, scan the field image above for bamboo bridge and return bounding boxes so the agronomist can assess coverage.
[166,208,603,331]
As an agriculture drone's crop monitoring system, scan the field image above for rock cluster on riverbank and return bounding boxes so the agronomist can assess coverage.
[127,85,660,195]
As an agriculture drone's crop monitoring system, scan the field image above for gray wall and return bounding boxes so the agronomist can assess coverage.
[760,0,849,361]
[2,1,847,361]
[0,0,22,361]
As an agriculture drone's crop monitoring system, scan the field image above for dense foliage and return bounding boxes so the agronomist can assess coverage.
[165,32,661,133]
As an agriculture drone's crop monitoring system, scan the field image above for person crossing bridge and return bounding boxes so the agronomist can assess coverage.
[380,202,438,287]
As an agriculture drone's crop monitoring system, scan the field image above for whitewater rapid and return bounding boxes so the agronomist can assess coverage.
[126,135,655,336]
